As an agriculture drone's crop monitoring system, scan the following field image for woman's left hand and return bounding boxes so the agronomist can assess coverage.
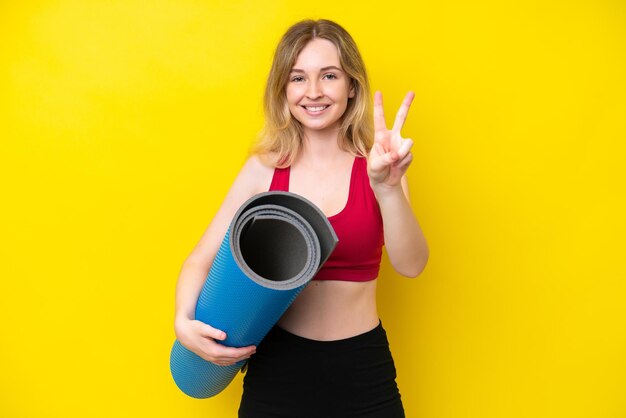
[367,91,415,191]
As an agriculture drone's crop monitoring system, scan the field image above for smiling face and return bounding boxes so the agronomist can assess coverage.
[286,38,355,137]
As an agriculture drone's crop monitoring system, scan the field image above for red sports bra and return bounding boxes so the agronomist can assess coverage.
[269,156,384,282]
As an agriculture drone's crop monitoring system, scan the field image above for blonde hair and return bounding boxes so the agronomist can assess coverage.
[252,19,373,168]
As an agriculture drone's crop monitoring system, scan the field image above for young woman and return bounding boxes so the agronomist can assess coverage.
[174,19,429,417]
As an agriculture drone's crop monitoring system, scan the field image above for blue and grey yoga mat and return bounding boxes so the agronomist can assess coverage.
[170,191,338,399]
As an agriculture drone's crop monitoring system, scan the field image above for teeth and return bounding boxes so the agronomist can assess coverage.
[305,106,328,112]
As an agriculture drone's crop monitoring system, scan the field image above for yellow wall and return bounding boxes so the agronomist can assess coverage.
[1,1,625,417]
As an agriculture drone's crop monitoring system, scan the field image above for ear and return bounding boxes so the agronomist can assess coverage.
[348,80,356,99]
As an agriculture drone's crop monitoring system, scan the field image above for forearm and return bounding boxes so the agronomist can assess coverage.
[173,209,229,325]
[173,259,257,363]
[174,260,211,323]
[374,185,429,278]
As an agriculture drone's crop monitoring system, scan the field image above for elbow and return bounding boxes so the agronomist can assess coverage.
[400,263,427,278]
[395,250,430,279]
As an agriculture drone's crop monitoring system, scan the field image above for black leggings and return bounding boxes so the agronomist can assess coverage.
[238,321,405,418]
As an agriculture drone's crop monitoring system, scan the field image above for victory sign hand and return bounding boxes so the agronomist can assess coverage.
[367,91,415,190]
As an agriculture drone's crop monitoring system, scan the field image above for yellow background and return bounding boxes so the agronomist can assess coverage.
[1,0,625,417]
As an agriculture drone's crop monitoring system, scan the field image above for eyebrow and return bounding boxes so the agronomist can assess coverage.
[290,66,344,73]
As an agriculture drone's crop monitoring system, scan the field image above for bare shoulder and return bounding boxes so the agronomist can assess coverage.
[184,154,275,267]
[224,153,276,207]
[238,153,275,194]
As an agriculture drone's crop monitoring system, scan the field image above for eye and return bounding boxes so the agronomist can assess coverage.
[290,75,305,82]
[322,73,338,80]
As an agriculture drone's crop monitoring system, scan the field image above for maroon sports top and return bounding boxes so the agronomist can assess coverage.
[269,156,384,282]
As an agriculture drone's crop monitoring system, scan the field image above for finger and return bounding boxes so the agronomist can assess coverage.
[215,345,256,359]
[372,138,388,156]
[368,141,387,162]
[213,357,244,367]
[392,91,415,133]
[214,360,235,367]
[370,149,399,173]
[373,91,387,133]
[374,131,392,155]
[396,138,414,160]
[204,344,256,363]
[370,143,394,171]
[394,151,413,171]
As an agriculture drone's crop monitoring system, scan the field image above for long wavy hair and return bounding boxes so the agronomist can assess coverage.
[252,19,374,167]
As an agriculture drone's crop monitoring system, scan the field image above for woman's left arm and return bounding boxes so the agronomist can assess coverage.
[368,91,429,278]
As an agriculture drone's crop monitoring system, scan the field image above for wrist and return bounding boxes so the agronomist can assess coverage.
[371,181,404,200]
[175,311,194,328]
[174,314,194,340]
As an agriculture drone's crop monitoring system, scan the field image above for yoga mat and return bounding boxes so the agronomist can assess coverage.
[170,191,338,399]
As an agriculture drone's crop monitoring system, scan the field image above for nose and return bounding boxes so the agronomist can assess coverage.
[305,79,323,99]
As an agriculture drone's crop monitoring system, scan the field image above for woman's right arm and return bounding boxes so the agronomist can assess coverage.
[174,155,273,366]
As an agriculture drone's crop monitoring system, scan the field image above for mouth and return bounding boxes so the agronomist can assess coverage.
[301,104,331,114]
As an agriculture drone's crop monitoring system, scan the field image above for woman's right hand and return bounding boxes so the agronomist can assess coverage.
[175,317,256,366]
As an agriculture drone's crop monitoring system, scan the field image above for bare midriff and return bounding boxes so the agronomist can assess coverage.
[277,279,379,341]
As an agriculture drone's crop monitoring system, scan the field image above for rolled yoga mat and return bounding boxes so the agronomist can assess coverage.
[170,191,338,399]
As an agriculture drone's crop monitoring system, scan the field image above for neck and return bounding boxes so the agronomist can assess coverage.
[300,127,343,163]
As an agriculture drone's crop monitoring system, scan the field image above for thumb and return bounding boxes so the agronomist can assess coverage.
[370,150,398,173]
[198,323,227,341]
